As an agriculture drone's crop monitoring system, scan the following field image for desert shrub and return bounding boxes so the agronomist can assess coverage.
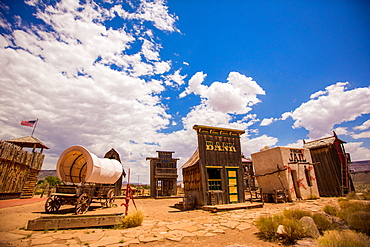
[318,230,370,247]
[282,209,311,220]
[346,211,370,235]
[337,200,370,235]
[346,191,359,200]
[255,215,283,240]
[323,205,338,216]
[312,213,334,233]
[283,209,333,233]
[118,209,145,229]
[363,192,370,200]
[280,218,306,244]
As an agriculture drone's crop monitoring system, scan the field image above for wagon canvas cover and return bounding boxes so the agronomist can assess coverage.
[56,146,123,184]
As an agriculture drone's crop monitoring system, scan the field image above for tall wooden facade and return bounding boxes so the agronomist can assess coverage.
[303,132,354,197]
[242,156,256,191]
[146,151,178,198]
[182,125,245,207]
[0,136,48,199]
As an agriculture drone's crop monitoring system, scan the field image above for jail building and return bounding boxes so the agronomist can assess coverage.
[251,146,320,202]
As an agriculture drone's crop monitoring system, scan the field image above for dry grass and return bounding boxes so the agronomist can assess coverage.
[117,209,145,229]
[337,200,370,235]
[318,230,370,247]
[255,209,333,244]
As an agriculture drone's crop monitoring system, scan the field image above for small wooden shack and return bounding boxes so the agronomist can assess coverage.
[181,125,245,207]
[303,132,354,197]
[0,136,48,199]
[146,151,179,197]
[251,147,320,202]
[104,148,126,196]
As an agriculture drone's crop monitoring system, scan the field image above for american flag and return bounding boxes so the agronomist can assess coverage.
[21,120,37,127]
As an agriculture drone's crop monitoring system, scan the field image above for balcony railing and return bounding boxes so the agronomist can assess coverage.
[155,168,177,176]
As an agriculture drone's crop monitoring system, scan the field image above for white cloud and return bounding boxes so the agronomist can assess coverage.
[285,140,305,148]
[179,71,207,98]
[281,111,292,120]
[310,90,326,99]
[164,69,186,86]
[344,142,370,161]
[353,119,370,131]
[288,82,370,139]
[260,117,277,126]
[115,0,179,32]
[241,134,279,156]
[352,130,370,139]
[332,127,351,136]
[179,71,265,115]
[0,0,180,184]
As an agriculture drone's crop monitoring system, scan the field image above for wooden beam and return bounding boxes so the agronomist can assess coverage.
[26,213,124,231]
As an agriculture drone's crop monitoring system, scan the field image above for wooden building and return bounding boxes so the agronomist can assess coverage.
[0,136,48,199]
[146,151,179,197]
[181,125,245,207]
[242,156,256,191]
[303,132,354,197]
[104,148,126,196]
[251,147,320,202]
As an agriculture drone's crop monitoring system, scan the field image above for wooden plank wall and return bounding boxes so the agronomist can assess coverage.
[183,163,204,205]
[310,146,343,197]
[0,140,45,196]
[197,134,242,168]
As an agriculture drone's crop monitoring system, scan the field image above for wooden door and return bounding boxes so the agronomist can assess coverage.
[227,168,238,203]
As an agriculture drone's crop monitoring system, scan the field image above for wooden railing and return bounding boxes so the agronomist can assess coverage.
[155,168,177,175]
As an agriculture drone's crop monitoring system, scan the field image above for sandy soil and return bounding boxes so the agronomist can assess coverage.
[0,196,338,246]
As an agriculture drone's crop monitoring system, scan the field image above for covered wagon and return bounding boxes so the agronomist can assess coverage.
[45,146,124,214]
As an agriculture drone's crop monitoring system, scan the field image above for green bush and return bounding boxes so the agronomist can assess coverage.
[118,209,145,229]
[318,230,370,247]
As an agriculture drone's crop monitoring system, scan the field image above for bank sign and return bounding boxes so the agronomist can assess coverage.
[205,141,237,152]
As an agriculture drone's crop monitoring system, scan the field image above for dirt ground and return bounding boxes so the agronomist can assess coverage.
[0,196,339,246]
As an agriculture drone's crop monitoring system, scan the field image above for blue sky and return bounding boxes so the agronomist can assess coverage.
[1,0,369,184]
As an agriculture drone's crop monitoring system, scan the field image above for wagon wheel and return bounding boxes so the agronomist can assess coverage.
[105,189,115,208]
[45,196,61,213]
[75,193,91,214]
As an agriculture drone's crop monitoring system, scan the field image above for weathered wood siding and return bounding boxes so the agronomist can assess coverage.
[309,145,344,197]
[182,163,204,205]
[0,140,45,199]
[197,131,244,204]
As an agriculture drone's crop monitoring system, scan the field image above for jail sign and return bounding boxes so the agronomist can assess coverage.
[205,141,237,152]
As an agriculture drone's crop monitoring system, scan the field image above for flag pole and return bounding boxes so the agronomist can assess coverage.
[31,119,38,136]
